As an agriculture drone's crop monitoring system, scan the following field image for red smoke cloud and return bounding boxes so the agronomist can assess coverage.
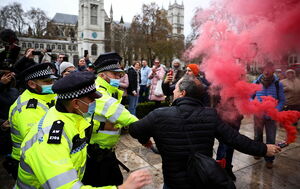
[188,0,300,143]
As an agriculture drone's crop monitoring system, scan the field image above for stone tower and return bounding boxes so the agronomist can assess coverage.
[78,0,105,61]
[167,0,184,38]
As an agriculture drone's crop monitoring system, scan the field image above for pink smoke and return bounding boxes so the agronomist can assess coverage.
[188,0,300,143]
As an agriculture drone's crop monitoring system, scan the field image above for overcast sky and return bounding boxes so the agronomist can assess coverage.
[1,0,211,36]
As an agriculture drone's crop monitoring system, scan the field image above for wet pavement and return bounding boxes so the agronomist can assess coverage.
[0,116,299,188]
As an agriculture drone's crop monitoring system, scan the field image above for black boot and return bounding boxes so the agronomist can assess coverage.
[225,167,236,181]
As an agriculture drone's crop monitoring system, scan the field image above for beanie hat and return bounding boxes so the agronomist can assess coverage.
[60,62,75,75]
[187,64,199,76]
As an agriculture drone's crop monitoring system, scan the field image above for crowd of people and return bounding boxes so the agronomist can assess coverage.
[0,28,299,189]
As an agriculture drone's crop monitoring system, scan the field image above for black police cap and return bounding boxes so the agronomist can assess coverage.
[94,52,123,73]
[20,63,56,81]
[52,71,102,100]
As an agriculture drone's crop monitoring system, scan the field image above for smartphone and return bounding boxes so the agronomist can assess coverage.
[277,142,288,148]
[169,69,173,76]
[32,51,42,55]
[84,50,88,57]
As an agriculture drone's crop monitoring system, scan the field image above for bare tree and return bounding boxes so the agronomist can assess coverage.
[26,8,49,37]
[0,3,26,34]
[130,3,179,65]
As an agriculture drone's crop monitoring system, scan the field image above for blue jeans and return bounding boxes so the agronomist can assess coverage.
[254,115,277,162]
[128,95,139,115]
[216,120,241,168]
[139,85,149,103]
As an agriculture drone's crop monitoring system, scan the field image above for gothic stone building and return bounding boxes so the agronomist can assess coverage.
[18,0,185,65]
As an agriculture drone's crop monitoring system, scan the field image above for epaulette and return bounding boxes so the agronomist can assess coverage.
[47,120,64,144]
[26,98,38,109]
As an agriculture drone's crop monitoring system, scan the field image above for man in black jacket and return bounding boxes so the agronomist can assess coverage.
[129,75,281,189]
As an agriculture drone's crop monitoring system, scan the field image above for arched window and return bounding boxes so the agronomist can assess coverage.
[91,44,97,56]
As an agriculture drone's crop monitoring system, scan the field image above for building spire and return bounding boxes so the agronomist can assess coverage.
[110,4,113,21]
[120,16,124,24]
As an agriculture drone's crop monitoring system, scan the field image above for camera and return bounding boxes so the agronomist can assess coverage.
[32,51,42,56]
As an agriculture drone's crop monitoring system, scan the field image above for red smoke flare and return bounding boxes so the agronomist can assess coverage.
[187,0,300,143]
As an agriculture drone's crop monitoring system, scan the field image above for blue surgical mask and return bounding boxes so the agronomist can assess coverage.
[79,100,96,118]
[41,84,54,94]
[109,78,120,88]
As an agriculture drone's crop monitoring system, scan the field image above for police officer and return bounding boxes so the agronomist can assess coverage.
[6,63,56,179]
[16,71,152,189]
[82,52,149,186]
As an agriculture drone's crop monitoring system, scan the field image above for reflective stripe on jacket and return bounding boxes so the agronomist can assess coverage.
[9,89,56,161]
[16,107,117,189]
[92,77,138,149]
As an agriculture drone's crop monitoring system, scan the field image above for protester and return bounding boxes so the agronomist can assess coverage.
[129,75,281,189]
[53,53,65,76]
[252,62,285,168]
[127,61,141,115]
[59,61,76,78]
[87,62,96,73]
[139,60,151,103]
[215,97,243,181]
[119,71,129,105]
[148,59,166,107]
[78,58,87,71]
[162,59,184,98]
[0,67,18,156]
[281,69,300,128]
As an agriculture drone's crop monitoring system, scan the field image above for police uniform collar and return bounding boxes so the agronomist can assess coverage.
[24,89,56,104]
[51,107,90,132]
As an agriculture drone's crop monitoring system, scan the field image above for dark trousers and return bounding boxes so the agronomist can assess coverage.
[254,115,276,162]
[3,156,19,180]
[82,148,123,186]
[139,85,149,103]
[216,118,242,168]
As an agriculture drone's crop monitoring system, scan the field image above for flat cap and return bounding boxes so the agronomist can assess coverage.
[52,71,102,100]
[94,52,123,73]
[20,63,56,81]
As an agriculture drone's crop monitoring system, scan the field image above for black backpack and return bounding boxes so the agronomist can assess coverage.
[187,152,236,189]
[182,115,236,189]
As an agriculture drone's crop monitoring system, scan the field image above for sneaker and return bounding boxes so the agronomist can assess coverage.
[266,161,273,169]
[226,168,236,181]
[254,156,261,160]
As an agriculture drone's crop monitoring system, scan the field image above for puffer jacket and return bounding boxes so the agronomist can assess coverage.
[129,97,267,189]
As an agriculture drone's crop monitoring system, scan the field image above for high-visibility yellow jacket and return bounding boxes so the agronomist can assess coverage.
[9,89,56,161]
[16,107,117,189]
[92,77,138,149]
